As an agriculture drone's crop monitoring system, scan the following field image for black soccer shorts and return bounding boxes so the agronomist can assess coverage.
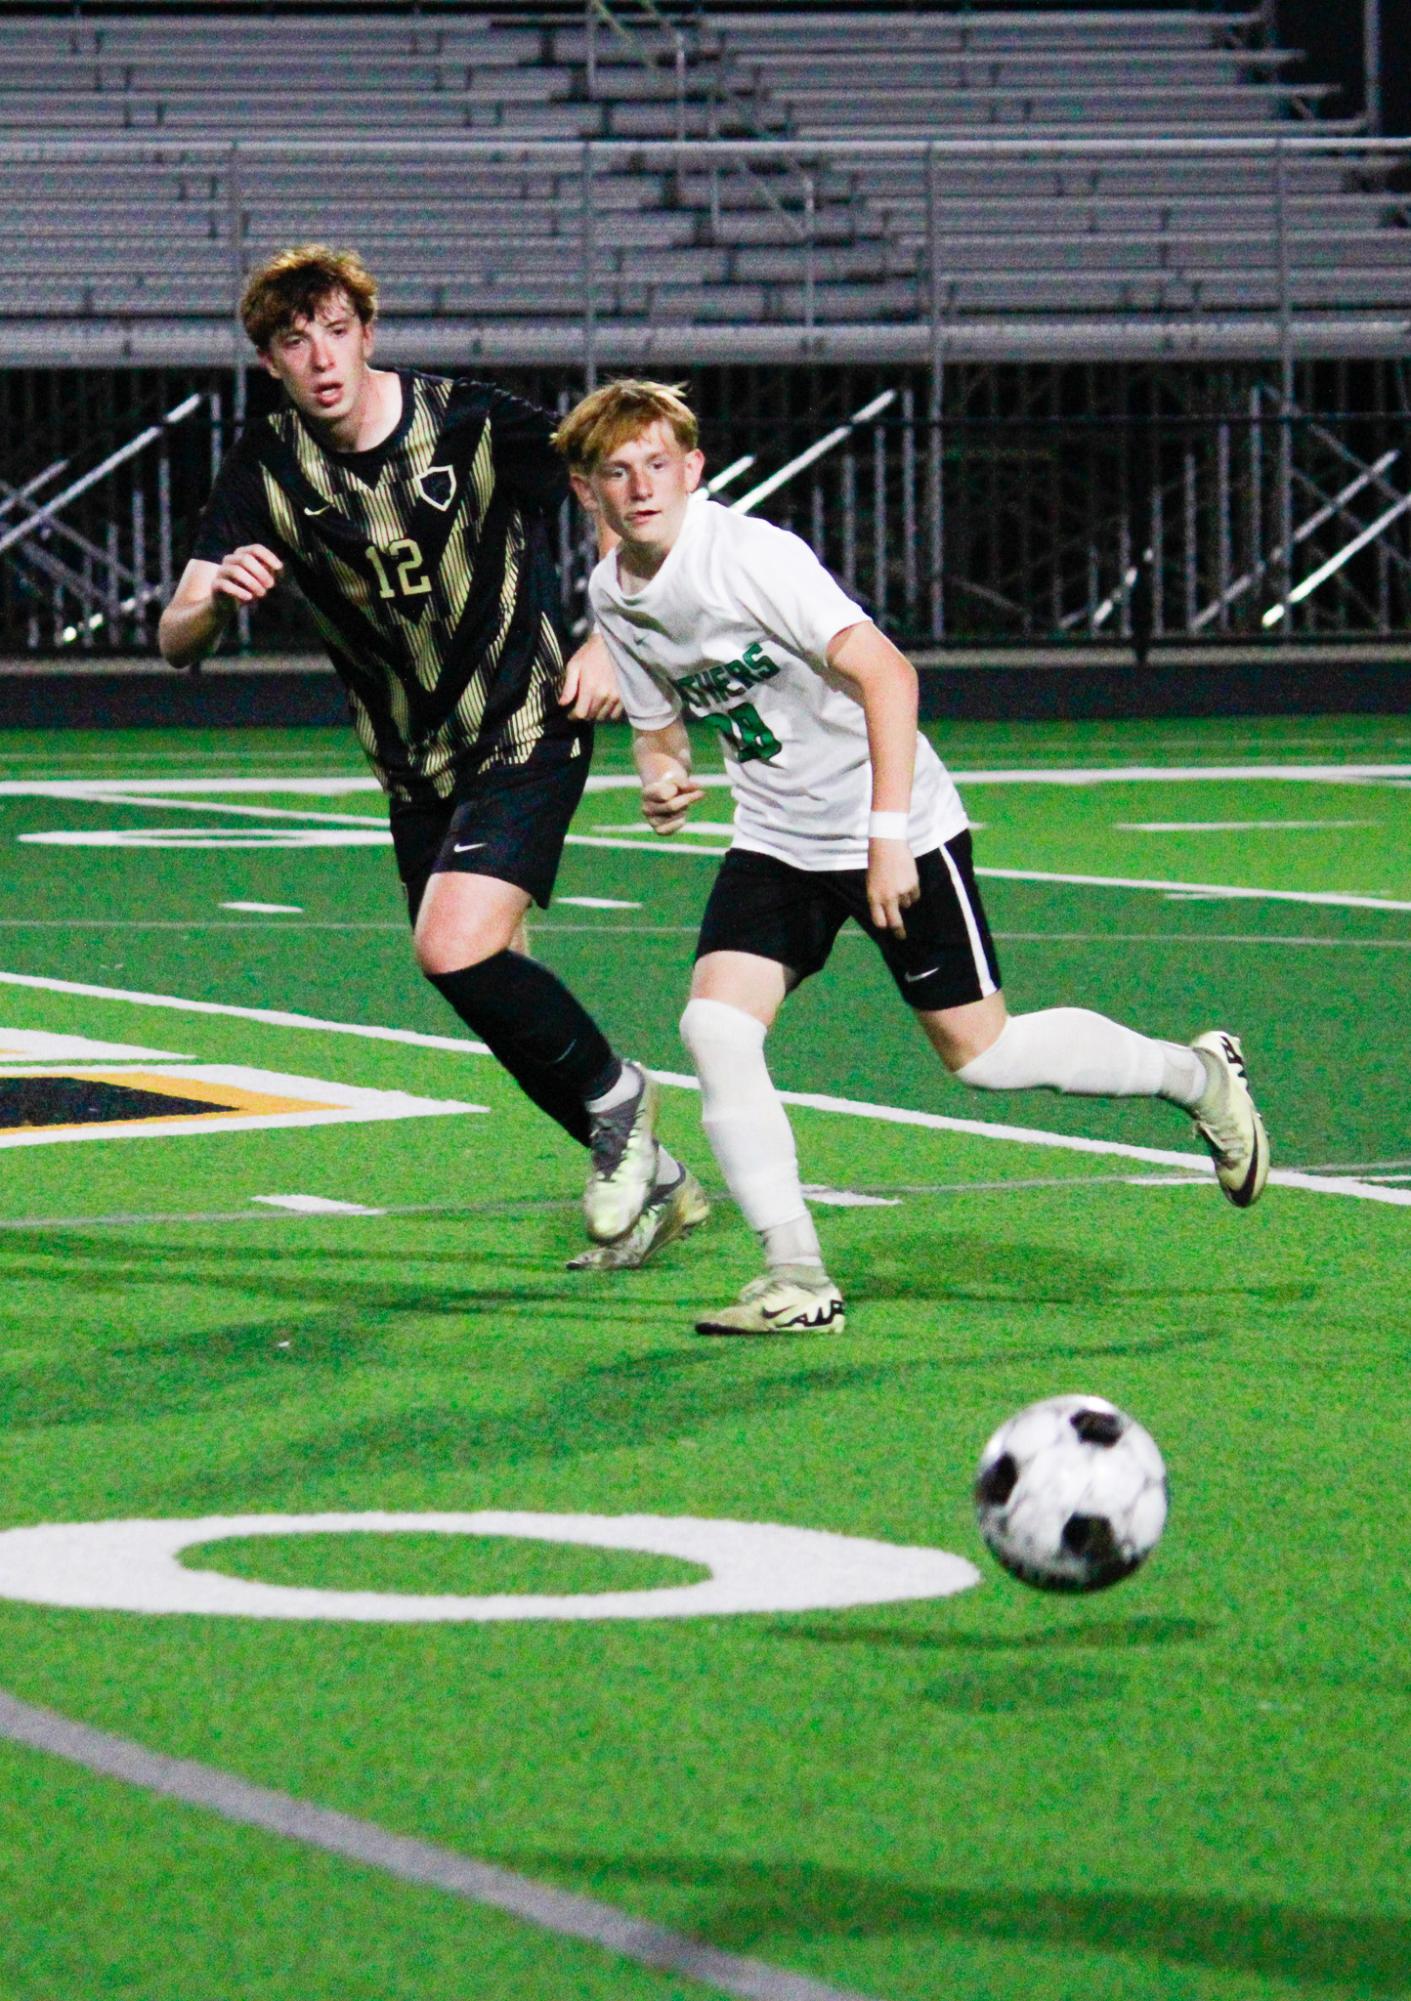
[389,723,593,923]
[693,829,1003,1012]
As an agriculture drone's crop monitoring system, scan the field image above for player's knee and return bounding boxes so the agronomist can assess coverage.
[950,1017,1016,1088]
[414,915,505,978]
[416,933,464,978]
[680,996,766,1069]
[422,949,521,1038]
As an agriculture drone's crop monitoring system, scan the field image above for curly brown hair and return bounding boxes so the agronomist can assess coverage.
[239,244,379,351]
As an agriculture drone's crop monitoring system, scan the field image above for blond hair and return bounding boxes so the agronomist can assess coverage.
[553,378,699,472]
[239,244,379,351]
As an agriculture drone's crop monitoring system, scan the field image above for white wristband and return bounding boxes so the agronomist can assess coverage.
[868,811,909,842]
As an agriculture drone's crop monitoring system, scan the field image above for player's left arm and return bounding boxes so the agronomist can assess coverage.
[559,494,625,720]
[633,718,705,835]
[826,619,921,938]
[559,629,624,721]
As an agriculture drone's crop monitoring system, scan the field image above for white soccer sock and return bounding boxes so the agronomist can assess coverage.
[679,997,823,1261]
[760,1216,825,1270]
[955,1008,1207,1107]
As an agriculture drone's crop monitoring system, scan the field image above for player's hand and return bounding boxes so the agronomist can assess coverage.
[211,544,283,607]
[867,838,919,939]
[641,771,705,836]
[560,635,624,721]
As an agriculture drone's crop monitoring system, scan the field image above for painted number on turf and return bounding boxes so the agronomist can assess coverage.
[701,701,782,764]
[366,538,432,601]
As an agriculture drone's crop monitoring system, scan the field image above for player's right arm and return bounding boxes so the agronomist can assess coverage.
[158,547,284,670]
[633,718,705,836]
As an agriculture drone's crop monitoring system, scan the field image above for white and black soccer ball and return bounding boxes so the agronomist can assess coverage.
[973,1394,1168,1593]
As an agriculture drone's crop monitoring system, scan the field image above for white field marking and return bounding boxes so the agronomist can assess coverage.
[0,777,383,798]
[978,866,1411,914]
[0,1061,486,1152]
[8,789,386,830]
[1117,819,1378,832]
[952,763,1411,786]
[22,792,384,824]
[0,1029,189,1064]
[802,1186,902,1208]
[10,919,1411,950]
[1122,1173,1220,1187]
[990,931,1411,950]
[597,820,737,836]
[251,1194,386,1216]
[0,921,414,933]
[0,1699,887,2001]
[585,773,729,791]
[565,832,724,857]
[23,830,391,850]
[570,831,1411,913]
[0,1512,980,1622]
[221,900,303,914]
[0,1158,1372,1234]
[1,968,1402,1208]
[4,763,1411,806]
[556,896,642,911]
[646,1063,1411,1208]
[0,970,492,1055]
[15,772,1408,907]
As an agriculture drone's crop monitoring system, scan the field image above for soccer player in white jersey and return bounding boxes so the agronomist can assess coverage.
[556,381,1269,1337]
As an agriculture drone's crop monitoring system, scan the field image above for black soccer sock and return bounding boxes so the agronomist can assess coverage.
[428,951,621,1148]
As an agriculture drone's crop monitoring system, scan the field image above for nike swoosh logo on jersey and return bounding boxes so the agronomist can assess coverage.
[304,503,331,517]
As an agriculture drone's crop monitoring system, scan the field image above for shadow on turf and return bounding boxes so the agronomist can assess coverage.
[770,1614,1212,1655]
[762,1613,1216,1710]
[0,1325,877,1501]
[0,1231,734,1429]
[847,1224,1315,1304]
[208,1350,884,1495]
[500,1852,1411,1992]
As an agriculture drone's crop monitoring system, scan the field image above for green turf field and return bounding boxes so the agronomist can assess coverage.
[0,711,1407,2001]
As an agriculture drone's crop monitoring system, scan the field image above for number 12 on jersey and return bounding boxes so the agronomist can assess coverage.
[700,700,781,764]
[366,538,431,601]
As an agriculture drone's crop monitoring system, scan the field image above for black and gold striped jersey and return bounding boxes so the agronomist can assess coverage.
[193,371,574,803]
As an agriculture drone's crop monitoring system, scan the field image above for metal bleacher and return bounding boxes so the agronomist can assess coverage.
[0,4,1408,365]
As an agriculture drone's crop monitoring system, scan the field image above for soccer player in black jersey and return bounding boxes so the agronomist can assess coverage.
[159,244,706,1270]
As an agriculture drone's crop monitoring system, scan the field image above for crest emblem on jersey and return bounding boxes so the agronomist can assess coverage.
[417,465,457,512]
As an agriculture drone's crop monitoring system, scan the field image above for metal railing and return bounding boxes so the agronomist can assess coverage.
[9,386,1406,653]
[585,0,691,143]
[2,133,1409,372]
[3,127,1410,650]
[0,391,217,651]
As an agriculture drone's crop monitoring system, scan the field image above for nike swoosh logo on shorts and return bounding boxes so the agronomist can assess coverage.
[903,966,941,983]
[453,841,486,853]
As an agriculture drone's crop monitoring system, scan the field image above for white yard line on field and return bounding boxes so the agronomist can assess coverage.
[5,761,1411,805]
[6,770,1409,909]
[0,1689,877,2001]
[978,867,1411,913]
[1115,820,1378,832]
[1,968,1404,1207]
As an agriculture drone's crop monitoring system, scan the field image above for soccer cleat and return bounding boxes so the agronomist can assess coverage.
[695,1264,846,1338]
[1189,1030,1270,1208]
[583,1062,661,1242]
[567,1168,708,1272]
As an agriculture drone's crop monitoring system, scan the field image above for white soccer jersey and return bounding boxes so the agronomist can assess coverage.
[589,494,968,871]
